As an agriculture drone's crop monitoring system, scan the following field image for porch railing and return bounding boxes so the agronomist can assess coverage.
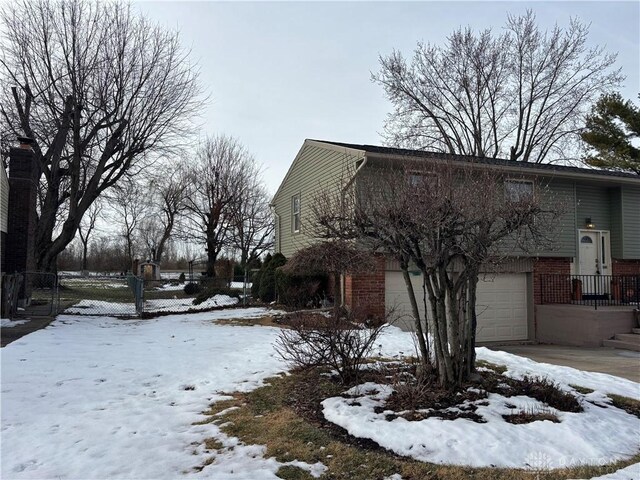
[539,274,640,309]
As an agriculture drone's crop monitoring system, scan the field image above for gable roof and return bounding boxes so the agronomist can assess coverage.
[310,140,640,182]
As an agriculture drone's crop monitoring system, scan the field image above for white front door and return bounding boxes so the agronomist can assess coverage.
[579,231,599,275]
[578,230,611,276]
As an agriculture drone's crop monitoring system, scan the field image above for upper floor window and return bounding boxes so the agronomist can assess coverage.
[291,194,301,233]
[407,171,438,192]
[505,179,534,202]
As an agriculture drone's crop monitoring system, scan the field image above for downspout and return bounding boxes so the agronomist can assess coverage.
[339,153,369,307]
[271,205,281,254]
[340,153,368,209]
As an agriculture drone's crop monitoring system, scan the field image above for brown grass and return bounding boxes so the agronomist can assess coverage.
[212,315,284,327]
[191,371,640,479]
[570,384,595,395]
[503,407,560,424]
[608,394,640,419]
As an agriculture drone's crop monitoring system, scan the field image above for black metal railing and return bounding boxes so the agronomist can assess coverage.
[539,274,640,309]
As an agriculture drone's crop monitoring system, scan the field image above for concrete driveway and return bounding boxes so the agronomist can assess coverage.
[489,344,640,383]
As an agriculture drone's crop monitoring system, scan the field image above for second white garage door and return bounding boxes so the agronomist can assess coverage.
[385,272,529,343]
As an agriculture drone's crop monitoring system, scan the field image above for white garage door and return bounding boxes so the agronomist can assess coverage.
[385,272,528,342]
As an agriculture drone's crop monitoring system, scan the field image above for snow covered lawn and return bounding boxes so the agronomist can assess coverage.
[1,309,323,479]
[1,316,638,479]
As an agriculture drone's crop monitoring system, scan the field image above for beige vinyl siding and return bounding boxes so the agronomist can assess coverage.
[609,187,623,258]
[0,166,9,233]
[272,142,360,258]
[622,186,640,259]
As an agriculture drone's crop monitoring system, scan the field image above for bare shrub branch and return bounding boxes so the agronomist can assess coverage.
[275,309,387,385]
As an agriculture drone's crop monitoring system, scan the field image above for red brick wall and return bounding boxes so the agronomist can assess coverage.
[344,255,386,321]
[533,257,572,305]
[612,259,640,276]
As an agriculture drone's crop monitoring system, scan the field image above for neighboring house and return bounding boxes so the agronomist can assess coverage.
[272,139,640,344]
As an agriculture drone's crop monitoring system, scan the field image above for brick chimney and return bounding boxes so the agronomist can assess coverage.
[5,137,39,303]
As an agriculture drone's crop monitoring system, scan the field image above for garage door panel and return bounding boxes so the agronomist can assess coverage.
[385,272,529,342]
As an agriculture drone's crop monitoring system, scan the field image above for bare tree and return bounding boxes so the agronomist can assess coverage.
[183,135,255,278]
[373,10,622,164]
[139,164,188,264]
[0,0,203,272]
[313,160,561,388]
[77,200,102,275]
[108,179,148,269]
[231,181,273,277]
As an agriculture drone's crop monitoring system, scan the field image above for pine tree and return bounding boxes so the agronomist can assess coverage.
[582,93,640,174]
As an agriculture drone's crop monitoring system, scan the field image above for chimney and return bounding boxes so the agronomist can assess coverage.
[5,136,39,304]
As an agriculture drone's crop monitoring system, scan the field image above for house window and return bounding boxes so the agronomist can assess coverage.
[291,194,301,233]
[407,171,438,191]
[580,236,593,244]
[505,179,534,202]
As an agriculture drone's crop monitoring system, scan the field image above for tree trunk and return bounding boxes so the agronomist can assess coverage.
[400,263,430,373]
[206,247,217,278]
[82,242,89,272]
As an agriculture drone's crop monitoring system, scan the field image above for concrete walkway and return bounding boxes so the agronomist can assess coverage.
[490,344,640,383]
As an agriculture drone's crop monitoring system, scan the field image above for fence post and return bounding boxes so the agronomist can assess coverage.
[137,277,144,315]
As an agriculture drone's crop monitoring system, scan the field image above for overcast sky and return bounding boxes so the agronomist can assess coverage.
[135,1,640,193]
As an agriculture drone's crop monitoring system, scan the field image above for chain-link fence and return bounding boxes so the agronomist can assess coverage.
[58,274,251,317]
[140,276,250,314]
[1,272,58,318]
[2,272,252,319]
[59,274,142,317]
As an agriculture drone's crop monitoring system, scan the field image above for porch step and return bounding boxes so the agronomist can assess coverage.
[612,333,640,344]
[632,328,640,335]
[602,333,640,352]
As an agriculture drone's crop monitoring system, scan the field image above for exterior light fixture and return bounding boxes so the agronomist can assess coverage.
[585,217,595,229]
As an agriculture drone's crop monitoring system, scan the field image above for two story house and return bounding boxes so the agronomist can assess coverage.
[272,140,640,345]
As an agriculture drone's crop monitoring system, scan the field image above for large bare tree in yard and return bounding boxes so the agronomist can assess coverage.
[139,164,189,263]
[231,180,274,281]
[0,0,202,272]
[313,160,560,388]
[108,179,148,270]
[77,200,102,274]
[183,135,257,278]
[373,11,622,164]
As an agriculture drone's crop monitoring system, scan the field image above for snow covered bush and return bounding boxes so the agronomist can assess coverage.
[274,310,386,384]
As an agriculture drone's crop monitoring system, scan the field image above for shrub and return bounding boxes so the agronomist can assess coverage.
[518,375,582,412]
[275,269,328,308]
[183,282,201,295]
[274,309,386,385]
[250,269,262,298]
[193,287,239,305]
[178,272,186,283]
[258,253,286,302]
[251,254,271,298]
